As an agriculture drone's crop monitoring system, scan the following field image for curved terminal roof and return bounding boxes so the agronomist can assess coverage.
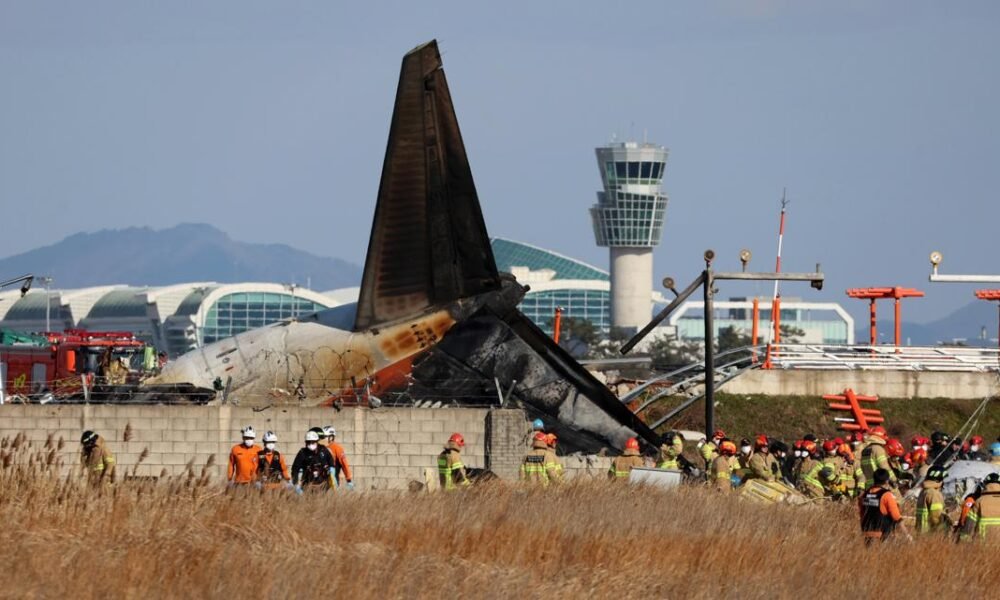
[491,238,608,282]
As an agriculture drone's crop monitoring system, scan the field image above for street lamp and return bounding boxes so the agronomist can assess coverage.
[39,277,53,332]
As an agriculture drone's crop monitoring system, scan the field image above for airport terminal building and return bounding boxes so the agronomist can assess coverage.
[0,283,338,357]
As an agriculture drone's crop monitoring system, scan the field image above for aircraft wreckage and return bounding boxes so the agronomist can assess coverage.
[148,40,657,453]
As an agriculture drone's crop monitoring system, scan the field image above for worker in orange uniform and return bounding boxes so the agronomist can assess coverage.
[438,433,470,491]
[80,430,116,485]
[228,425,260,486]
[915,467,950,534]
[322,426,354,490]
[255,431,291,490]
[747,435,777,482]
[710,440,738,492]
[609,437,644,480]
[521,432,563,485]
[859,468,911,546]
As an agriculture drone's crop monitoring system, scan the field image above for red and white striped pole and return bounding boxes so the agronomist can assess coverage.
[769,190,789,347]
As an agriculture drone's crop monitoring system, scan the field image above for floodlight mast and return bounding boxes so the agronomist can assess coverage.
[927,251,1000,350]
[1,274,34,296]
[620,250,824,438]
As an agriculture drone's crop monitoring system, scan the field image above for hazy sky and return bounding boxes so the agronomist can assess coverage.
[2,1,998,324]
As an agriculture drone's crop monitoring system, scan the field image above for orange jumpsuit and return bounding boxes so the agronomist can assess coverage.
[327,441,352,484]
[228,443,261,483]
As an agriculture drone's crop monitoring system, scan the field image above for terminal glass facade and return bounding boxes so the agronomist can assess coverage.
[202,292,326,344]
[519,288,611,332]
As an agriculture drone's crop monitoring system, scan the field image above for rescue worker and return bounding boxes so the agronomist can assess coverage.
[657,432,683,470]
[956,481,984,539]
[915,467,950,534]
[227,425,260,486]
[710,439,738,493]
[963,472,1000,543]
[860,426,896,490]
[521,432,562,485]
[700,429,725,470]
[737,437,754,473]
[609,437,644,480]
[821,440,846,498]
[292,430,335,492]
[438,433,470,491]
[886,438,911,491]
[859,468,910,546]
[80,430,115,484]
[990,442,1000,465]
[929,431,952,466]
[797,440,826,499]
[964,436,987,461]
[786,440,805,486]
[747,435,777,482]
[322,426,354,490]
[255,431,291,489]
[909,447,929,483]
[544,433,565,480]
[770,440,791,483]
[838,442,861,498]
[910,434,930,453]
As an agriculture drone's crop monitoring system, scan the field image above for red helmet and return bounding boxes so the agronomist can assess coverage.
[870,426,887,440]
[850,432,864,444]
[837,443,853,459]
[822,440,837,454]
[910,434,923,448]
[793,440,804,451]
[719,440,737,456]
[802,440,818,455]
[448,433,465,448]
[911,448,927,465]
[533,432,548,443]
[625,437,640,451]
[755,434,769,449]
[886,438,905,458]
[971,435,984,446]
[833,437,844,446]
[713,429,727,441]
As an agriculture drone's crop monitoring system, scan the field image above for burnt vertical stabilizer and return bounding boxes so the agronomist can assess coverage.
[354,40,500,331]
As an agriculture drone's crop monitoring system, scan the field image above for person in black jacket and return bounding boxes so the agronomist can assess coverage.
[291,430,334,491]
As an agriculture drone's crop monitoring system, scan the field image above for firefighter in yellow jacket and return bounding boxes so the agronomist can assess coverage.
[860,426,896,490]
[746,435,778,482]
[657,431,684,470]
[963,472,1000,542]
[710,440,738,492]
[438,433,470,491]
[609,437,644,480]
[521,432,562,485]
[915,467,950,534]
[80,430,115,484]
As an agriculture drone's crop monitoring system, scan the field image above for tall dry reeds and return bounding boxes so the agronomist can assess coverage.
[0,436,996,598]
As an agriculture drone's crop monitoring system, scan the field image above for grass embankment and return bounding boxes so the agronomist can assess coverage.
[647,393,1000,443]
[2,435,998,597]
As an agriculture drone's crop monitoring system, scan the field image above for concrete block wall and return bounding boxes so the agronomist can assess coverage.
[0,405,491,490]
[485,408,532,480]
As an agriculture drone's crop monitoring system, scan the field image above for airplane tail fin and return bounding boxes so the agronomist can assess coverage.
[354,40,500,332]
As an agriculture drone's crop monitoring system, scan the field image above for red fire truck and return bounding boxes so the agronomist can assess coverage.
[0,329,152,400]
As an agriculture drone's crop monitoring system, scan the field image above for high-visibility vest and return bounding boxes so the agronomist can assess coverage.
[915,488,945,533]
[438,450,469,491]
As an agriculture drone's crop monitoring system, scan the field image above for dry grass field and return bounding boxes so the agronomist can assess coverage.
[2,436,998,599]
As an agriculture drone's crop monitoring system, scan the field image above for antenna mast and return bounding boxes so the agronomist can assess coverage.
[767,189,789,344]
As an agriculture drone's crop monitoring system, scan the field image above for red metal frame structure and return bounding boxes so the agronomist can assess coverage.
[552,307,563,344]
[974,290,1000,349]
[824,388,882,432]
[846,286,924,348]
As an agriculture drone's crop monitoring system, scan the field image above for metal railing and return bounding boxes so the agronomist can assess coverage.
[765,344,1000,372]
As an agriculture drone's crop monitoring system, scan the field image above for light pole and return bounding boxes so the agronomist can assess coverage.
[620,249,824,438]
[40,276,53,332]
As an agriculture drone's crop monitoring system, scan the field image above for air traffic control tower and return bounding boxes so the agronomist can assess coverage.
[590,141,669,334]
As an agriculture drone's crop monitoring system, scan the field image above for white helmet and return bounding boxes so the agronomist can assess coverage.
[262,431,277,443]
[323,425,336,438]
[304,430,320,443]
[241,425,256,439]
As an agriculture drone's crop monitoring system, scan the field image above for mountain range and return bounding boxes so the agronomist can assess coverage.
[856,300,999,347]
[0,223,361,291]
